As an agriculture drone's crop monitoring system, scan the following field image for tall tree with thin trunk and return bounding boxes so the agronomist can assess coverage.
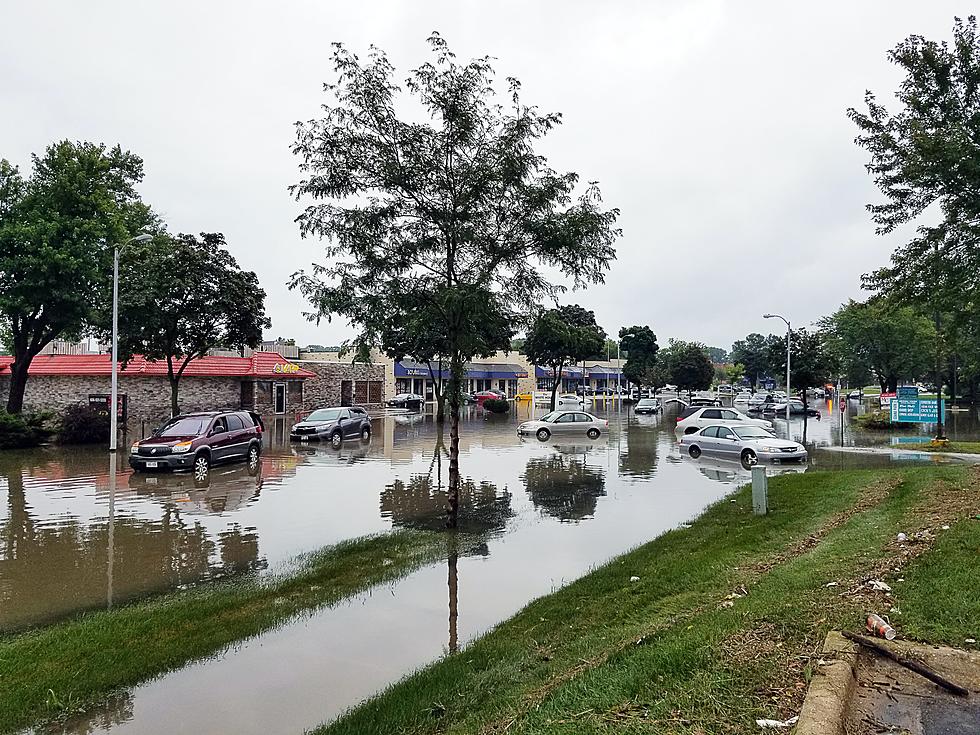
[849,16,980,437]
[102,233,270,416]
[0,142,150,413]
[290,36,620,527]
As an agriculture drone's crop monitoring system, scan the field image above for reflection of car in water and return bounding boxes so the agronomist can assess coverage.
[128,452,263,497]
[290,440,371,463]
[686,454,808,483]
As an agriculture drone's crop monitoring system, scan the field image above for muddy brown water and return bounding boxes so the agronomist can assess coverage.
[4,398,979,734]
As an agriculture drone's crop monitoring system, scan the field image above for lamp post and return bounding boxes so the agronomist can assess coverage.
[764,313,791,428]
[110,234,153,451]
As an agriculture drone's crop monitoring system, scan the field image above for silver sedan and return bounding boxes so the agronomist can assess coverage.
[679,423,807,465]
[518,410,607,441]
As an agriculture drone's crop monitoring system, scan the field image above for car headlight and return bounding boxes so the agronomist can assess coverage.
[761,445,782,452]
[130,443,140,454]
[172,441,193,454]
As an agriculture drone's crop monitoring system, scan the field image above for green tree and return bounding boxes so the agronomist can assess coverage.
[820,299,935,393]
[106,233,270,416]
[289,36,620,527]
[767,328,833,401]
[705,346,728,364]
[849,16,980,436]
[618,325,659,391]
[663,340,714,393]
[0,142,150,412]
[525,305,605,411]
[730,333,771,390]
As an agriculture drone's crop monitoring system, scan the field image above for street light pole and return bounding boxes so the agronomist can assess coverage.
[110,234,152,452]
[764,313,791,428]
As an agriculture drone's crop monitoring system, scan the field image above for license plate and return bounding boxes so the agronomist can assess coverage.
[301,436,309,442]
[146,476,158,484]
[144,461,158,468]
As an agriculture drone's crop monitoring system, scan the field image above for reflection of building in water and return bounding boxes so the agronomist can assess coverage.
[0,451,289,632]
[522,451,606,522]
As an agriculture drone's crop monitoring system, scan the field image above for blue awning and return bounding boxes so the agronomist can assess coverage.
[534,365,585,378]
[395,360,527,380]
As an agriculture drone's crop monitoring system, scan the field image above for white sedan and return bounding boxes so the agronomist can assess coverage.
[518,410,607,441]
[680,424,807,465]
[676,406,774,434]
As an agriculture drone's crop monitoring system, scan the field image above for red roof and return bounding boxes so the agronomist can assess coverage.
[0,351,314,379]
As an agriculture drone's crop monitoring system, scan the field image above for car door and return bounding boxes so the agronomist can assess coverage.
[714,425,740,456]
[551,412,577,433]
[574,413,594,433]
[697,426,720,452]
[720,409,743,426]
[208,416,231,462]
[224,413,248,458]
[338,409,355,438]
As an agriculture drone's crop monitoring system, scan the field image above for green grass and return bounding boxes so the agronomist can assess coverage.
[902,440,980,454]
[0,530,447,733]
[315,466,979,735]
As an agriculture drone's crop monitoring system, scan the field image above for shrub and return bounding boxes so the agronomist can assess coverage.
[0,410,56,449]
[482,398,510,414]
[852,411,915,431]
[59,404,111,445]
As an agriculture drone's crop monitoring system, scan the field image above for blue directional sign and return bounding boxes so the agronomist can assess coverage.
[890,398,943,423]
[896,385,919,400]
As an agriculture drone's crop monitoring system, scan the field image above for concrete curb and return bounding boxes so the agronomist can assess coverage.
[794,631,859,735]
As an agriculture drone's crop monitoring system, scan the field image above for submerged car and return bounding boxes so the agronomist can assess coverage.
[676,406,773,434]
[517,410,608,441]
[130,410,263,480]
[633,398,662,415]
[679,424,807,466]
[290,406,372,446]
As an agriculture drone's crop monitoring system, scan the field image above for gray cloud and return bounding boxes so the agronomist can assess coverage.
[0,0,959,349]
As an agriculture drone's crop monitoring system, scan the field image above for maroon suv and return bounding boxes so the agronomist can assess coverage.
[130,410,263,480]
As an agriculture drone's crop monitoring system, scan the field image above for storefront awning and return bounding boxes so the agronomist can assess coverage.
[395,360,528,380]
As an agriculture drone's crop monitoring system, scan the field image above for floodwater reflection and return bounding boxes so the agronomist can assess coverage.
[523,448,606,522]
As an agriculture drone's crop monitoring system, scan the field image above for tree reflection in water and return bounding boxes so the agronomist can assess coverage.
[617,418,659,479]
[522,447,606,522]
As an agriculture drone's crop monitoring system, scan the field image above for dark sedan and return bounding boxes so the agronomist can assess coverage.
[633,398,661,415]
[386,393,424,411]
[290,406,372,447]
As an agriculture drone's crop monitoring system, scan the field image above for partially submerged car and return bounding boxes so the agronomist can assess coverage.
[633,398,662,415]
[290,406,372,447]
[518,410,608,441]
[680,423,807,466]
[130,410,263,481]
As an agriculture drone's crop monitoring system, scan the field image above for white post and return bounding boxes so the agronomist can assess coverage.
[110,245,120,451]
[785,321,791,427]
[751,465,768,515]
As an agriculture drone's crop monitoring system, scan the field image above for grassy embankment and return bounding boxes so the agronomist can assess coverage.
[902,441,980,455]
[0,530,448,733]
[318,466,980,735]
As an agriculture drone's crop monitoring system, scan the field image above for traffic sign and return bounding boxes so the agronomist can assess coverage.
[896,385,918,400]
[889,398,944,423]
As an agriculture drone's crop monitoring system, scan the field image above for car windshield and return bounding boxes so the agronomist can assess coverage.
[307,409,343,422]
[539,411,562,422]
[157,416,209,437]
[734,426,772,439]
[637,399,657,406]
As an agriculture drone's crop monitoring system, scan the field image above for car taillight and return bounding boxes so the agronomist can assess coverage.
[676,417,682,422]
[604,420,608,426]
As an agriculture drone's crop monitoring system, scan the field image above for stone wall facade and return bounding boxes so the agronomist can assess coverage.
[0,374,241,426]
[296,359,386,411]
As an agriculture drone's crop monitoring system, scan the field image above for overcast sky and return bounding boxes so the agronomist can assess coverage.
[1,1,965,351]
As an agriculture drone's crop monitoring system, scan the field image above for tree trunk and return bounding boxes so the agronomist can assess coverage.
[549,364,563,411]
[887,376,898,393]
[169,377,180,417]
[950,354,958,407]
[5,359,31,414]
[447,550,459,654]
[446,356,463,529]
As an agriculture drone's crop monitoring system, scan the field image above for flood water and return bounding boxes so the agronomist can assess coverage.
[4,397,978,734]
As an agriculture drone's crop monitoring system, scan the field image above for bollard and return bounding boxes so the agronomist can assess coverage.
[751,465,768,515]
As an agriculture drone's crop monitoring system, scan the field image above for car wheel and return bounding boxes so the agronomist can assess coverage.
[330,431,343,449]
[247,444,260,471]
[587,428,600,439]
[193,453,210,482]
[536,428,551,441]
[741,449,758,467]
[361,426,371,441]
[688,445,702,458]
